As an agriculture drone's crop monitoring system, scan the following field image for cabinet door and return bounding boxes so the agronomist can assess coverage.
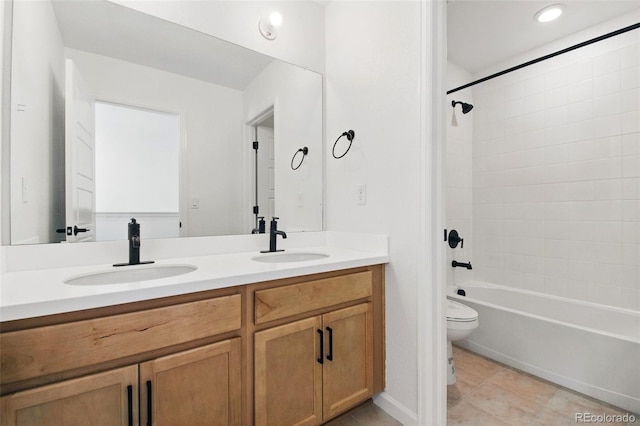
[254,316,323,426]
[139,338,241,426]
[322,303,373,419]
[0,365,138,426]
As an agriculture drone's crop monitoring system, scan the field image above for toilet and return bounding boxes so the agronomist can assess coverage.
[446,299,479,385]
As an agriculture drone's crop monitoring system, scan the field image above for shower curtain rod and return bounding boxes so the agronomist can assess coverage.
[447,22,640,95]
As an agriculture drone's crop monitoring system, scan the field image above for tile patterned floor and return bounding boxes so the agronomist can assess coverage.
[325,345,640,425]
[324,399,402,426]
[448,345,640,426]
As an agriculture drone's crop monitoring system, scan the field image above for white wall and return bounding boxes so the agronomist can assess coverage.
[325,1,423,421]
[470,13,640,310]
[243,61,323,233]
[66,48,245,238]
[9,0,65,244]
[109,0,325,74]
[446,62,474,288]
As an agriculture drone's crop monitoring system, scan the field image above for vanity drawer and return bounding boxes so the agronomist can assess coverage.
[0,294,241,385]
[254,271,373,324]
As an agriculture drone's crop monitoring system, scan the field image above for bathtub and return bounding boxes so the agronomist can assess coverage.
[448,281,640,414]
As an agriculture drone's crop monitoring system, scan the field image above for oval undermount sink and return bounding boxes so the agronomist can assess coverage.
[65,264,198,286]
[251,252,329,263]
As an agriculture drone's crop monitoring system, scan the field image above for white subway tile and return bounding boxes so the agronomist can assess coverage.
[621,66,640,90]
[622,178,640,200]
[622,110,640,134]
[593,179,623,201]
[567,79,593,103]
[568,240,595,262]
[567,99,593,123]
[568,222,594,243]
[592,92,621,117]
[566,181,594,201]
[621,88,639,113]
[591,221,623,243]
[622,132,640,155]
[593,71,621,97]
[622,200,640,222]
[619,287,640,311]
[621,266,640,288]
[592,241,623,265]
[591,283,621,307]
[566,59,593,82]
[592,114,622,139]
[592,263,622,286]
[620,44,640,69]
[593,50,620,77]
[622,154,640,178]
[622,223,640,245]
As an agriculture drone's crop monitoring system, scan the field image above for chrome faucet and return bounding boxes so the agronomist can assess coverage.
[114,218,154,267]
[261,217,287,253]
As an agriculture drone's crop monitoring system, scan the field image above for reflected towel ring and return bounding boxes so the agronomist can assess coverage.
[291,146,309,170]
[332,130,355,159]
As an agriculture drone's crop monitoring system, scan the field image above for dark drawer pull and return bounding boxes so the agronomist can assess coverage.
[317,329,324,364]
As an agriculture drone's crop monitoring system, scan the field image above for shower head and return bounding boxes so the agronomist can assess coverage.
[452,100,473,114]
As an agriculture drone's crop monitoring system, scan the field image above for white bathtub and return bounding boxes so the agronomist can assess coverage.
[448,281,640,414]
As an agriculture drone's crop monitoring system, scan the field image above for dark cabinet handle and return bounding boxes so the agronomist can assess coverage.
[127,385,133,426]
[326,327,333,361]
[317,329,324,364]
[146,380,153,426]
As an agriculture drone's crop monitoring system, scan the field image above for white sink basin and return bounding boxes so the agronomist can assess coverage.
[65,264,198,286]
[251,252,329,263]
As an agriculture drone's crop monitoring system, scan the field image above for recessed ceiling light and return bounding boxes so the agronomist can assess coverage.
[534,4,565,23]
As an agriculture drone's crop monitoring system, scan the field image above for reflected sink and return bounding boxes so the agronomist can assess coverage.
[251,252,329,263]
[65,264,198,286]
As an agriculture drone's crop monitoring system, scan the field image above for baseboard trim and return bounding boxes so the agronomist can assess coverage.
[373,392,418,425]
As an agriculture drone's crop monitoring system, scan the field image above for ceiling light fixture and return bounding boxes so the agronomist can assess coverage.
[534,4,565,23]
[259,11,283,40]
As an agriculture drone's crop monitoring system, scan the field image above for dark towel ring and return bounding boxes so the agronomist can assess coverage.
[291,147,309,170]
[332,130,355,159]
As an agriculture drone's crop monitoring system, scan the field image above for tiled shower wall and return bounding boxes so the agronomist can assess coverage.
[471,24,640,310]
[446,62,474,288]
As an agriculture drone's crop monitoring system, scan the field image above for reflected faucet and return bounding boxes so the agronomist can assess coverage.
[261,217,287,253]
[114,218,155,267]
[252,217,266,234]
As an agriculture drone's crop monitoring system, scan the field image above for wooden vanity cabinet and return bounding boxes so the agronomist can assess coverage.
[251,266,384,426]
[0,293,242,426]
[140,338,241,426]
[0,265,385,426]
[1,339,241,426]
[0,365,138,426]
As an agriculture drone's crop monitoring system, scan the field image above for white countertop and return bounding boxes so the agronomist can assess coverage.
[0,240,388,322]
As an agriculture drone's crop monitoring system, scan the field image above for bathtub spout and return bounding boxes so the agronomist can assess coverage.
[452,260,472,270]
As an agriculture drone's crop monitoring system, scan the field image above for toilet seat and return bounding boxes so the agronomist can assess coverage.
[447,300,478,322]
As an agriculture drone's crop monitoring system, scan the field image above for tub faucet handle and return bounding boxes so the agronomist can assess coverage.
[446,229,464,249]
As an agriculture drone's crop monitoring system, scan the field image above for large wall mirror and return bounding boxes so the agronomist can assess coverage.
[6,0,323,245]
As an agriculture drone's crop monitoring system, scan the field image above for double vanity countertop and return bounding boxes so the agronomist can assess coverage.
[0,232,389,322]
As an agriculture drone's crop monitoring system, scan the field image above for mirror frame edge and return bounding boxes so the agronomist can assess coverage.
[1,0,13,246]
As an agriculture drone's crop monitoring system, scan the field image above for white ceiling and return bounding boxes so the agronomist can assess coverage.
[448,0,640,74]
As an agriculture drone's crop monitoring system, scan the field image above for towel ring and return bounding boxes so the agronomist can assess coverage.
[291,147,309,170]
[332,130,355,159]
